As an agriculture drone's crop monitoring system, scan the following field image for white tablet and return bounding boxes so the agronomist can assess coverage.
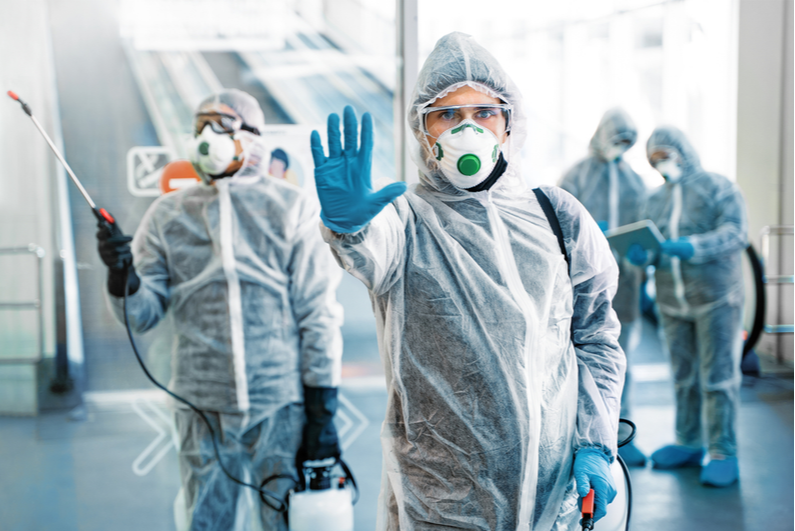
[604,220,665,257]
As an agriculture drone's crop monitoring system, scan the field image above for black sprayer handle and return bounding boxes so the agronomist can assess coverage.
[94,207,133,270]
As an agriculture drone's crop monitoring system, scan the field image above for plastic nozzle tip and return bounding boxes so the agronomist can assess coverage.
[7,90,19,101]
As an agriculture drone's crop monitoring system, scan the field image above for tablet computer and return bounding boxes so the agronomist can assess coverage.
[604,220,665,257]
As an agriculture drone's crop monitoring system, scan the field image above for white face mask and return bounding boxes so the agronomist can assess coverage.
[191,126,238,177]
[654,159,682,182]
[433,119,501,190]
[602,143,628,162]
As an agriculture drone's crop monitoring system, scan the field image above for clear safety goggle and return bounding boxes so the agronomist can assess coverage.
[194,112,260,136]
[648,148,678,166]
[419,103,512,137]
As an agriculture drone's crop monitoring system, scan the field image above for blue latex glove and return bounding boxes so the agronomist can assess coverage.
[311,106,407,233]
[626,243,648,266]
[596,220,609,232]
[573,448,617,523]
[660,237,695,260]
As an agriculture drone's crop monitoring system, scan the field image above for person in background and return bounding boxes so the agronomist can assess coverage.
[628,125,748,487]
[269,148,289,180]
[96,89,344,530]
[311,32,625,529]
[559,108,648,467]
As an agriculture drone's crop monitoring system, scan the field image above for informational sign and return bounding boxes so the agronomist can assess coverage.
[258,124,320,195]
[127,146,175,197]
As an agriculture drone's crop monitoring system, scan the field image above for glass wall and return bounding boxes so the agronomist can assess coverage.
[418,0,738,188]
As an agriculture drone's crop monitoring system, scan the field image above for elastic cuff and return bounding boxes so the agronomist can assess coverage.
[576,446,613,464]
[320,212,368,234]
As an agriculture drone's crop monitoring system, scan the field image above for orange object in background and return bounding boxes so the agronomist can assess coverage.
[159,160,201,194]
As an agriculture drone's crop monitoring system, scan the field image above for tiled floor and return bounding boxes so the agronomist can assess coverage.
[0,318,792,531]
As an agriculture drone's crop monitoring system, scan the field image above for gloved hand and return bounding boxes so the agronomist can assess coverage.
[298,386,341,463]
[574,448,617,523]
[626,243,649,266]
[596,220,609,232]
[660,237,695,260]
[96,221,140,297]
[311,105,407,233]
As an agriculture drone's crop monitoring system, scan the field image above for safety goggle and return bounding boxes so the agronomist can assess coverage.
[649,149,678,166]
[419,103,512,136]
[194,112,260,136]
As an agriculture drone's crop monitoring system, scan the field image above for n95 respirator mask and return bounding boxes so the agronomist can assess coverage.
[433,120,501,190]
[191,126,238,177]
[654,159,682,183]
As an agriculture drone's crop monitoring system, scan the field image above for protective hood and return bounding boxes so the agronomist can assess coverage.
[646,125,703,178]
[196,89,266,133]
[589,108,638,161]
[408,32,527,196]
[192,89,268,184]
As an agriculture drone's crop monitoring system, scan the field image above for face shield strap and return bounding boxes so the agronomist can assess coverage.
[465,151,507,192]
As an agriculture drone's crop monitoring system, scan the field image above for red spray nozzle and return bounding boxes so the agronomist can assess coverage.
[8,90,32,115]
[582,489,595,516]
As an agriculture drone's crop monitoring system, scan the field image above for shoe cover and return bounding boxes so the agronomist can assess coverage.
[700,457,739,487]
[650,445,705,469]
[618,442,647,467]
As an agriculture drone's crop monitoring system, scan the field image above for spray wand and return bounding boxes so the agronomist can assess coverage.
[7,90,118,228]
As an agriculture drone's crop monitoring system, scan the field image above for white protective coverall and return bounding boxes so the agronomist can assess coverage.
[108,92,343,530]
[559,108,647,417]
[645,126,748,458]
[321,32,625,531]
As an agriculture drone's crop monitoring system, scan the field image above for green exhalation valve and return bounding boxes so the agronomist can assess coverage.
[457,154,481,176]
[198,142,210,156]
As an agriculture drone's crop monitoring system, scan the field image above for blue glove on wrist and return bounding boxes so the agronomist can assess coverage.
[573,448,616,523]
[660,237,695,260]
[626,243,648,266]
[311,106,407,233]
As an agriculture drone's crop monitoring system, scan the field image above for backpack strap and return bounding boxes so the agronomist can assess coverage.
[532,187,570,275]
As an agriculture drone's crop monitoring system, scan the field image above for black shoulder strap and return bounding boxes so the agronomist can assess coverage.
[532,187,570,275]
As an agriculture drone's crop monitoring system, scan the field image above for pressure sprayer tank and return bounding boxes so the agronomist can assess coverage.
[288,486,353,531]
[592,459,629,531]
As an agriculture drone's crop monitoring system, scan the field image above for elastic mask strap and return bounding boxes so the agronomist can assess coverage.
[465,151,508,192]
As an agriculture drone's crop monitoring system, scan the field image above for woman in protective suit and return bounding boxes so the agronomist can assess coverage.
[311,33,626,530]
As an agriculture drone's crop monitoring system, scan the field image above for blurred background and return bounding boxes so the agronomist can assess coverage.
[0,0,791,530]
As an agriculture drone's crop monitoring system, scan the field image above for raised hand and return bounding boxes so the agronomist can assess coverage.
[311,106,407,233]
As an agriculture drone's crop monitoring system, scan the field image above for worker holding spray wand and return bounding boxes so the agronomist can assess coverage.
[9,88,350,531]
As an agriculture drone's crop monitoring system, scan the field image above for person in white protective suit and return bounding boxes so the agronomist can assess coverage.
[310,32,626,530]
[627,126,748,488]
[95,89,344,530]
[559,108,648,467]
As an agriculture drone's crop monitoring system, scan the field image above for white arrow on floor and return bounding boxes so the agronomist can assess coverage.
[131,397,177,476]
[129,391,370,476]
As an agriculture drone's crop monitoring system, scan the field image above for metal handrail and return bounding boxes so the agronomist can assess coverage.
[0,244,45,364]
[759,226,794,336]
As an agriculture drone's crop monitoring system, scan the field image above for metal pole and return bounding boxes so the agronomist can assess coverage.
[27,114,97,210]
[395,0,418,184]
[36,246,44,366]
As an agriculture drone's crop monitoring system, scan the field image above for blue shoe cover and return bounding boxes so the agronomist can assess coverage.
[618,442,647,467]
[700,457,739,487]
[651,445,705,469]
